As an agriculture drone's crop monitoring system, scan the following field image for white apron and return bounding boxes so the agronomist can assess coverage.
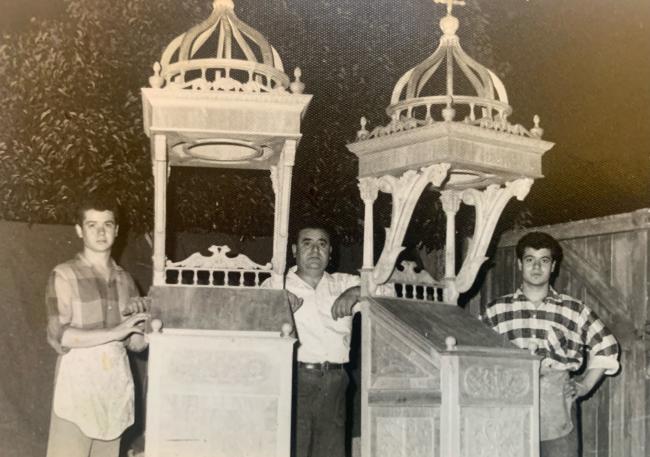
[53,342,134,440]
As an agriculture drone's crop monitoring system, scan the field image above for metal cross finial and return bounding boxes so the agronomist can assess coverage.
[434,0,466,15]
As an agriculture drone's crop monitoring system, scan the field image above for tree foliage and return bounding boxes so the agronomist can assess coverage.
[0,0,508,245]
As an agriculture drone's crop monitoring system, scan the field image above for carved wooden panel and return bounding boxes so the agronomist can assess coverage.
[370,318,439,390]
[370,406,440,457]
[145,329,294,457]
[458,356,534,406]
[460,407,531,457]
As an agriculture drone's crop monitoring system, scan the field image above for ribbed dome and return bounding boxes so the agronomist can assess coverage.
[149,0,304,94]
[388,8,510,125]
[355,2,544,141]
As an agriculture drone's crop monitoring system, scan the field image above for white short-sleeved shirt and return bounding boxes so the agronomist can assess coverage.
[284,266,360,364]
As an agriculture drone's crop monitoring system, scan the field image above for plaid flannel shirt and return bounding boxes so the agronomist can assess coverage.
[45,253,139,352]
[480,287,619,374]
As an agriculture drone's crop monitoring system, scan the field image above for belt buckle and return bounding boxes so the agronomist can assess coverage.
[322,361,330,370]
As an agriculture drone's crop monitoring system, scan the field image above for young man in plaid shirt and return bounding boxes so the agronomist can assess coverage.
[480,232,619,457]
[45,196,149,457]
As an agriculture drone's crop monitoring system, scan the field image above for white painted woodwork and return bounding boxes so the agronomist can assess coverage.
[142,1,311,287]
[271,140,297,278]
[440,190,461,302]
[369,163,450,294]
[164,245,272,288]
[142,2,309,456]
[152,134,168,286]
[145,327,296,457]
[359,178,379,270]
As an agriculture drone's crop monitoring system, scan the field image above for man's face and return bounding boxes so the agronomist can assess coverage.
[75,209,118,254]
[518,247,555,287]
[292,228,332,275]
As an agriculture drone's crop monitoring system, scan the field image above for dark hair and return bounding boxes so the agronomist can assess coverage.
[516,231,563,263]
[291,221,334,245]
[75,194,120,226]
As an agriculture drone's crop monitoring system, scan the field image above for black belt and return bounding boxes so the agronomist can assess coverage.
[298,361,344,371]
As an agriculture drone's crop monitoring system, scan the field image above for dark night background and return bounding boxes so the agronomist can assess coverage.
[1,0,648,233]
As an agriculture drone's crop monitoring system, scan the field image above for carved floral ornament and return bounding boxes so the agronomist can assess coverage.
[462,365,531,400]
[462,408,529,457]
[358,177,379,203]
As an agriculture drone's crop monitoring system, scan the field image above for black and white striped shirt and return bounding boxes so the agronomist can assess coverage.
[480,287,619,374]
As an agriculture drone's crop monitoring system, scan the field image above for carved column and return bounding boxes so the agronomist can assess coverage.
[152,134,167,286]
[358,177,379,296]
[271,140,296,283]
[440,190,462,303]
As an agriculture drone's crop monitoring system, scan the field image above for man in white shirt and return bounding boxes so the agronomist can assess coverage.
[284,224,360,457]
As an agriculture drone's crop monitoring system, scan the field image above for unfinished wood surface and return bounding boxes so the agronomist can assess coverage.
[372,297,515,351]
[364,296,539,457]
[149,286,294,333]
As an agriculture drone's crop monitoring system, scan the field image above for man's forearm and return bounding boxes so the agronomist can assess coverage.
[342,286,360,302]
[331,286,361,319]
[579,368,606,392]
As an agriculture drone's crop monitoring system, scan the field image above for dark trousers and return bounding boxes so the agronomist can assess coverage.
[540,405,579,457]
[294,367,349,457]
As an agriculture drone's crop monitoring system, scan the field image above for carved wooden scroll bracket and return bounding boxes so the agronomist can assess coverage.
[446,178,533,302]
[368,163,451,294]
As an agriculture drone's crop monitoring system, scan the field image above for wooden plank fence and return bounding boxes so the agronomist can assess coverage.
[473,208,650,457]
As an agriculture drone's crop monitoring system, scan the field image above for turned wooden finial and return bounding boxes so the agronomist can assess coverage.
[290,67,305,94]
[442,96,456,121]
[281,322,293,338]
[357,116,369,139]
[445,335,457,351]
[530,115,544,138]
[149,62,164,89]
[151,319,163,333]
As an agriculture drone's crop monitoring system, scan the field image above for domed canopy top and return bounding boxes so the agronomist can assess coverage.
[388,0,511,125]
[149,0,304,94]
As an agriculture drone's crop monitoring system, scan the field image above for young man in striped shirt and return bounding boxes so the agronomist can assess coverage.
[480,232,619,457]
